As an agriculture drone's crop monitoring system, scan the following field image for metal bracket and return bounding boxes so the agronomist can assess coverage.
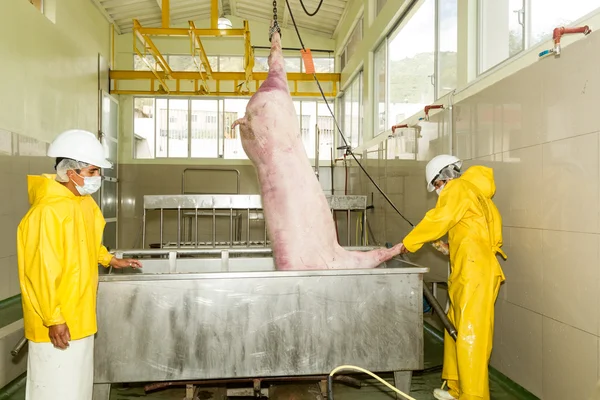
[269,21,282,42]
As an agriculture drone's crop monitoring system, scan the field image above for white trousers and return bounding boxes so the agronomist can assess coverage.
[26,335,94,400]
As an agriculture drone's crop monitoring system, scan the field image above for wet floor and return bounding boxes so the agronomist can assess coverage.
[1,319,537,400]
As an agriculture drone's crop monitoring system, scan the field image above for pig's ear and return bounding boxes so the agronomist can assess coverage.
[231,117,246,130]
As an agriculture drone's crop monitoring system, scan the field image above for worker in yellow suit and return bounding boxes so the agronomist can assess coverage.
[17,129,142,400]
[399,154,506,400]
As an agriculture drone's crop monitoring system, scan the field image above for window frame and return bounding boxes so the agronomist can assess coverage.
[477,0,600,76]
[132,96,337,161]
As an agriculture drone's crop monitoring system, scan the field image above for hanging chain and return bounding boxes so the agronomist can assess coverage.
[269,0,281,42]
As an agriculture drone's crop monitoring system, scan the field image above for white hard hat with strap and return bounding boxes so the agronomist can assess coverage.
[425,154,462,192]
[47,129,112,169]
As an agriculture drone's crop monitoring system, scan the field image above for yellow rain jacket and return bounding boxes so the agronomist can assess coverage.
[17,174,114,343]
[403,166,506,400]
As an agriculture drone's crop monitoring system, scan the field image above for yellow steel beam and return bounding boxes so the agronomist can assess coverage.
[162,0,170,28]
[243,20,254,83]
[135,26,246,37]
[111,70,340,82]
[189,21,213,79]
[133,20,173,78]
[211,0,218,30]
[133,47,170,93]
[110,89,337,97]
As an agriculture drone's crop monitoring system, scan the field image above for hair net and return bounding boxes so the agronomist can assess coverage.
[433,163,461,184]
[55,158,90,183]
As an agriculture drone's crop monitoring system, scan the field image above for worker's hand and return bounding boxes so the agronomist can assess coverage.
[49,323,70,350]
[432,240,450,256]
[398,243,410,255]
[110,257,142,269]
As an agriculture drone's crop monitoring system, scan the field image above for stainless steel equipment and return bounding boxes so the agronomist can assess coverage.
[92,248,428,400]
[142,194,369,249]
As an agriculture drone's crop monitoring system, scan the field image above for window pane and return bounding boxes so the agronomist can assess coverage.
[317,102,334,161]
[438,0,458,98]
[351,76,360,148]
[133,54,156,71]
[207,56,219,72]
[168,99,189,157]
[342,91,352,153]
[300,101,317,158]
[345,18,363,63]
[133,98,155,159]
[156,99,168,157]
[293,101,302,133]
[191,100,219,158]
[313,57,335,73]
[219,56,244,72]
[479,0,524,73]
[286,57,302,73]
[530,1,599,47]
[388,0,435,122]
[254,56,269,72]
[168,55,198,71]
[223,99,249,159]
[373,42,386,135]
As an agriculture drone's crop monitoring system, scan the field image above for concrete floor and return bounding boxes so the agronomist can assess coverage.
[1,320,536,400]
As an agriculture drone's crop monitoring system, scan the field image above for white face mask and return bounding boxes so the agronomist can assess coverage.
[435,183,445,196]
[73,175,102,196]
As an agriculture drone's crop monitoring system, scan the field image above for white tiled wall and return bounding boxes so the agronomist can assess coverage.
[0,132,53,302]
[463,31,600,399]
[349,25,600,400]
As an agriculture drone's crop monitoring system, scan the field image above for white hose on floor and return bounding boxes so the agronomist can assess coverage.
[329,365,417,400]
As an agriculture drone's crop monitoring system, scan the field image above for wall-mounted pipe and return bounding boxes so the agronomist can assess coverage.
[424,104,444,119]
[539,25,592,58]
[553,25,591,55]
[417,104,445,121]
[390,124,408,134]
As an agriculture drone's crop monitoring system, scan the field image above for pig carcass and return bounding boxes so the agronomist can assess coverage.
[232,30,403,270]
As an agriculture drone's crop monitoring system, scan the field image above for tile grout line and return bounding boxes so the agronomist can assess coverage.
[505,299,600,338]
[502,225,600,235]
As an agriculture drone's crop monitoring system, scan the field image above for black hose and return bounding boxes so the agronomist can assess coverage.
[327,375,334,399]
[284,0,415,228]
[422,282,457,341]
[299,0,324,16]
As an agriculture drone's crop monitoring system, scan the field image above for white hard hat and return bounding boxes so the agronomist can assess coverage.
[47,129,112,169]
[425,154,462,192]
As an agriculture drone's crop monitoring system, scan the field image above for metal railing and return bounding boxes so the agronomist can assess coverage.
[141,194,368,249]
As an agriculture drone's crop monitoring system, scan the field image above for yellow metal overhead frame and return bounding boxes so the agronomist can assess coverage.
[109,0,340,97]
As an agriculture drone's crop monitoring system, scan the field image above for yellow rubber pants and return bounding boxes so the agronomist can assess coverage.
[442,275,503,400]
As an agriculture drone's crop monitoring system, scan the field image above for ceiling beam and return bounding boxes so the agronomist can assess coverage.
[101,0,147,9]
[88,0,122,34]
[332,1,351,39]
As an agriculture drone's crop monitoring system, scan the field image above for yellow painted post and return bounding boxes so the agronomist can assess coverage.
[211,0,218,29]
[162,0,170,28]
